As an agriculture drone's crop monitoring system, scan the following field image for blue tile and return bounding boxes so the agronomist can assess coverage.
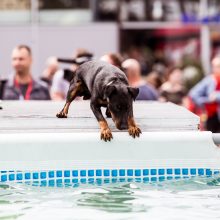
[143,177,149,182]
[56,179,62,185]
[104,179,110,184]
[175,176,181,180]
[40,172,46,179]
[80,170,86,177]
[48,171,54,178]
[127,169,133,176]
[88,178,95,183]
[158,169,165,175]
[112,178,117,183]
[32,181,40,186]
[80,178,87,183]
[167,169,173,175]
[40,180,47,186]
[174,169,181,175]
[56,171,62,177]
[25,173,31,180]
[88,170,94,177]
[119,169,125,176]
[72,170,78,177]
[183,176,189,179]
[119,178,126,182]
[190,169,196,175]
[159,176,165,181]
[96,170,102,176]
[182,169,188,175]
[72,179,78,183]
[143,169,149,176]
[17,173,23,180]
[1,175,7,181]
[150,169,157,175]
[112,170,118,177]
[104,170,110,177]
[64,179,70,184]
[135,178,141,182]
[135,170,141,177]
[48,180,55,186]
[9,174,15,181]
[198,169,204,175]
[167,176,173,180]
[214,170,220,175]
[1,171,7,173]
[151,177,157,182]
[64,171,70,177]
[96,178,102,184]
[33,173,39,179]
[206,169,212,176]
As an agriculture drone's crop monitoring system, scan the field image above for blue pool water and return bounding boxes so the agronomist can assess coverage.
[1,176,220,220]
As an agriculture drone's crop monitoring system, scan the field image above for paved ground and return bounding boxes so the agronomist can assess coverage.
[0,101,199,133]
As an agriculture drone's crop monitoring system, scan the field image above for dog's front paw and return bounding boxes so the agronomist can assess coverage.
[128,126,142,138]
[100,128,113,142]
[56,111,67,118]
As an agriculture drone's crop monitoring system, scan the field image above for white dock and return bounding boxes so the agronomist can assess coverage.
[0,101,199,133]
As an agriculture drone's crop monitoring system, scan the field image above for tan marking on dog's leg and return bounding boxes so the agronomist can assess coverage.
[128,117,142,138]
[99,120,113,142]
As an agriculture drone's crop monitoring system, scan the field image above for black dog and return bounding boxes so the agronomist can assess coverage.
[56,60,141,141]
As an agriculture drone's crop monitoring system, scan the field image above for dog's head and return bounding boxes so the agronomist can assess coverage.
[104,84,139,130]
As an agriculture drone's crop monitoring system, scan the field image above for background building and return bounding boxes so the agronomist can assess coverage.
[0,0,220,78]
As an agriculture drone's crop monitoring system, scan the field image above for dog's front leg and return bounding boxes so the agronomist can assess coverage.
[128,117,142,138]
[90,101,113,142]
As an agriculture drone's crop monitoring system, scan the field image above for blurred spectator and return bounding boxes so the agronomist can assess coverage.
[50,48,93,100]
[0,79,7,100]
[3,45,50,100]
[145,70,164,90]
[100,53,123,69]
[122,58,158,100]
[189,56,220,132]
[159,67,186,105]
[40,56,59,87]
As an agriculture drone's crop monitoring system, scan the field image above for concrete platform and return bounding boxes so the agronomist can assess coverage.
[0,100,200,133]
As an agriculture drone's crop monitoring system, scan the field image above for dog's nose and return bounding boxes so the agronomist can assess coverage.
[118,124,128,130]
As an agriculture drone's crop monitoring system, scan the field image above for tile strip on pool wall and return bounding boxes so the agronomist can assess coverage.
[0,168,218,184]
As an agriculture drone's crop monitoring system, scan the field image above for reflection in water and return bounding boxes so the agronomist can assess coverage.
[77,185,140,213]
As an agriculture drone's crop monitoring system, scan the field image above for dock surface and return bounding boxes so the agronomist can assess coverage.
[0,101,199,133]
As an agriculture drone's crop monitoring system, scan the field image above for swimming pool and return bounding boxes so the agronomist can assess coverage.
[1,176,220,220]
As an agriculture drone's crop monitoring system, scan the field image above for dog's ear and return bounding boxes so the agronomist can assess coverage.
[128,87,139,100]
[104,85,116,99]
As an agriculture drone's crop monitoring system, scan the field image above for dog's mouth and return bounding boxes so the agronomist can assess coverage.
[115,121,128,130]
[117,124,128,130]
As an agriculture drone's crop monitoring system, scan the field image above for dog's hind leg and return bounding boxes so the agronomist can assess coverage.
[56,81,82,118]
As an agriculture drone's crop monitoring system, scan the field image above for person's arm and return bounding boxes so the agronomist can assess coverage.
[189,77,215,106]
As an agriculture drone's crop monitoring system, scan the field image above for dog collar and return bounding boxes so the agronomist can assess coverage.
[106,80,114,87]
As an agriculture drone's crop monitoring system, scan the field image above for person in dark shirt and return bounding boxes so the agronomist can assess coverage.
[3,45,50,100]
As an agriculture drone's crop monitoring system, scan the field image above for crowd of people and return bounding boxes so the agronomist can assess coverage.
[1,44,220,133]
